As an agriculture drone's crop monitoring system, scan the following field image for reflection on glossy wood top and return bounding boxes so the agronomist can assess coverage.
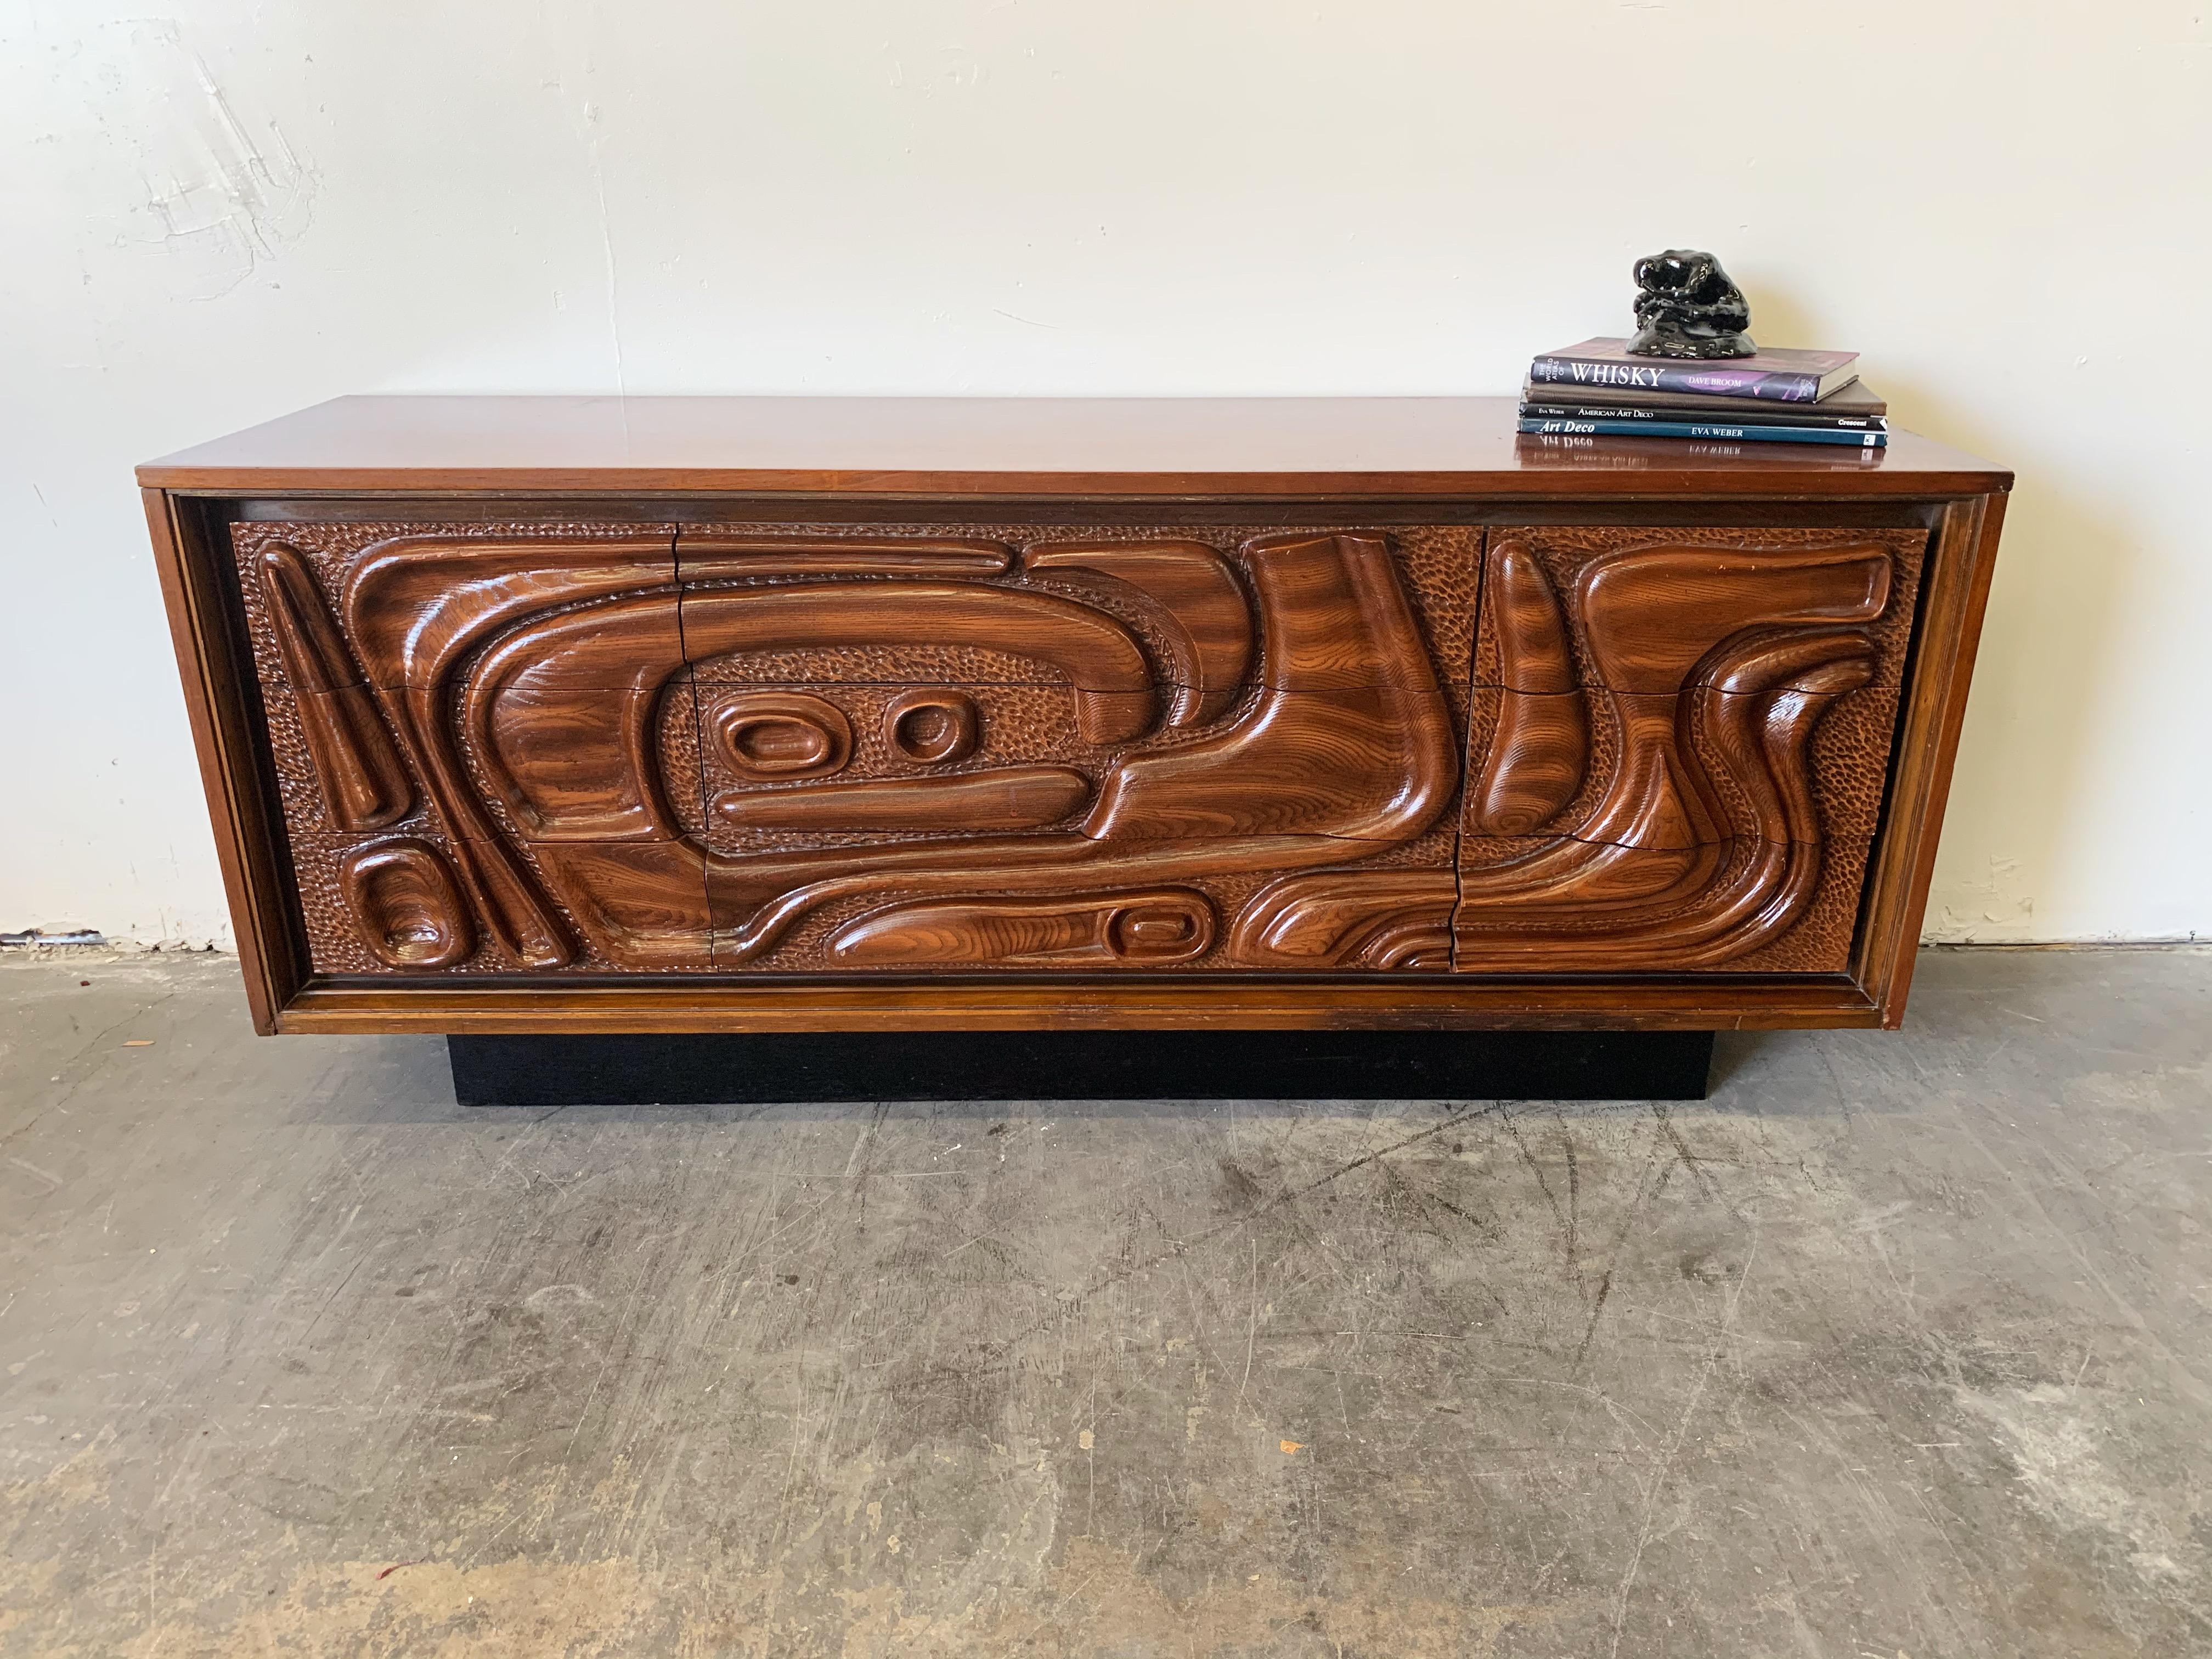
[139,396,2011,498]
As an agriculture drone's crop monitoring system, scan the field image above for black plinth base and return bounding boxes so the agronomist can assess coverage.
[446,1029,1713,1107]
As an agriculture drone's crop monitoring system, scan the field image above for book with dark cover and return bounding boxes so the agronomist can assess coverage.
[1520,396,1886,433]
[1517,416,1887,449]
[1520,377,1888,420]
[1528,337,1861,403]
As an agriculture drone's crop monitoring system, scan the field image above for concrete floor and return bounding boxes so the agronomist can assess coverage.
[1,951,2208,1658]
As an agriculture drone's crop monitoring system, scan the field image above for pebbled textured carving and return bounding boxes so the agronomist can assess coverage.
[1726,835,1872,973]
[337,839,475,969]
[828,889,1217,967]
[252,521,1467,973]
[1453,628,1877,970]
[338,537,681,968]
[260,677,436,841]
[704,531,1458,965]
[678,521,1480,698]
[1803,688,1898,840]
[682,583,1155,742]
[1448,527,1915,970]
[697,683,1085,812]
[658,681,710,839]
[241,514,1903,978]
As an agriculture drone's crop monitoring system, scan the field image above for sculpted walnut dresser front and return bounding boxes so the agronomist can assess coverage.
[141,397,2008,1089]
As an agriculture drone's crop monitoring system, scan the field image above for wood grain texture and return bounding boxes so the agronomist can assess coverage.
[239,514,1906,981]
[1852,495,2009,1025]
[246,520,1463,974]
[250,544,415,831]
[273,974,1882,1034]
[715,768,1094,834]
[694,681,1088,850]
[1468,692,1589,839]
[1471,527,1927,693]
[1464,684,1899,851]
[709,835,1462,976]
[145,492,299,1033]
[1438,527,1922,973]
[679,534,1014,580]
[698,529,1461,968]
[827,889,1218,967]
[1016,540,1253,724]
[710,692,853,780]
[1453,835,1868,975]
[1229,869,1458,970]
[138,394,2012,499]
[677,520,1479,702]
[337,838,475,969]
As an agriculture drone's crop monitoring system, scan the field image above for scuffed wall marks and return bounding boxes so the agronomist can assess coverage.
[73,21,317,298]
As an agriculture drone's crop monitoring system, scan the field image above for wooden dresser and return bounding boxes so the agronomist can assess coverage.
[141,396,2008,1039]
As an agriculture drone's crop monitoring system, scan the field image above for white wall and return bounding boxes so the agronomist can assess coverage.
[4,1,2208,945]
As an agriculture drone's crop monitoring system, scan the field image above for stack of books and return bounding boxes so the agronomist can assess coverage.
[1518,338,1887,449]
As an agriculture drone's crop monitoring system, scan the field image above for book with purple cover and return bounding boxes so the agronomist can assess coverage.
[1528,338,1861,404]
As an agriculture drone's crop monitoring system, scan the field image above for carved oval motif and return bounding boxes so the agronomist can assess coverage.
[714,693,853,780]
[1108,895,1215,962]
[827,889,1216,966]
[338,839,476,970]
[884,689,980,765]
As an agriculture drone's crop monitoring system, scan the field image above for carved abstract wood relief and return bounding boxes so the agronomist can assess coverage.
[829,889,1218,967]
[231,516,1919,979]
[1452,527,1926,973]
[337,838,475,969]
[692,528,1462,970]
[1229,868,1458,970]
[253,546,414,832]
[235,520,1474,974]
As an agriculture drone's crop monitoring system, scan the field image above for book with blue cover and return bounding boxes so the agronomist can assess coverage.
[1517,415,1886,448]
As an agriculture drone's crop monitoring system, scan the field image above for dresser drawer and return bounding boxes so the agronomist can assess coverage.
[1450,525,1927,974]
[232,517,1478,975]
[218,509,1928,987]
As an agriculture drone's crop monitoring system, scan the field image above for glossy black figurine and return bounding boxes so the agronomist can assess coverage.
[1628,249,1756,359]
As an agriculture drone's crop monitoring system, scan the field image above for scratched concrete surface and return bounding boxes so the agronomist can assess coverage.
[2,949,2209,1657]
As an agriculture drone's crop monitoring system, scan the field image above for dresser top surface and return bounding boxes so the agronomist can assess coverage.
[139,394,2010,498]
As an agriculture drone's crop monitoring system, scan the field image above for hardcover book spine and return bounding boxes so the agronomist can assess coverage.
[1517,417,1887,448]
[1520,401,1887,432]
[1528,358,1823,403]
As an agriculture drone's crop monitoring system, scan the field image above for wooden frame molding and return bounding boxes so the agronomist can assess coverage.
[141,396,2010,1036]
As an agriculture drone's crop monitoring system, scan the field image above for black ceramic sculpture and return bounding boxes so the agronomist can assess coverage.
[1628,249,1755,359]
